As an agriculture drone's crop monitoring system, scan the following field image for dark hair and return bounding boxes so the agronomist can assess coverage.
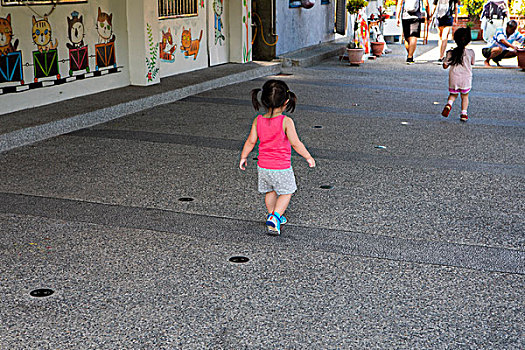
[251,79,297,114]
[507,20,518,30]
[448,27,471,66]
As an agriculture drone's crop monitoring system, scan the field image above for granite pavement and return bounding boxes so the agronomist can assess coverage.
[0,41,524,349]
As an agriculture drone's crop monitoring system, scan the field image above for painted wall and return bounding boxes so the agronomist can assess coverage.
[275,2,336,56]
[158,2,209,78]
[208,0,230,66]
[0,0,129,114]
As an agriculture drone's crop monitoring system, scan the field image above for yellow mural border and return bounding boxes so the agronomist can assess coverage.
[1,0,87,5]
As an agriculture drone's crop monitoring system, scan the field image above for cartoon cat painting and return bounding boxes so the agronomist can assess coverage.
[180,28,202,60]
[97,7,115,44]
[66,11,85,49]
[0,14,19,56]
[159,28,176,62]
[32,15,58,53]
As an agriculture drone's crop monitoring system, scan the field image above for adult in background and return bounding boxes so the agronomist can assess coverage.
[397,0,431,64]
[431,0,459,62]
[482,20,524,67]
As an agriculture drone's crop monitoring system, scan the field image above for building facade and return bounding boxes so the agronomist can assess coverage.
[0,0,250,114]
[1,0,346,115]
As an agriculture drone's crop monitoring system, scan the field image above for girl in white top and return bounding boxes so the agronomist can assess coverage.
[441,27,475,122]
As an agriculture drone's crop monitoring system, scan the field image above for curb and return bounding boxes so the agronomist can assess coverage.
[0,63,281,153]
[279,41,347,68]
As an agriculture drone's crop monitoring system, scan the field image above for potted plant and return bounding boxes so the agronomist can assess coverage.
[466,21,479,40]
[463,0,484,36]
[346,0,369,64]
[369,6,389,56]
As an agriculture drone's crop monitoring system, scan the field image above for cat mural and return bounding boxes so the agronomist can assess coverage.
[32,16,58,53]
[0,14,19,56]
[66,11,85,49]
[159,28,176,62]
[67,11,89,75]
[97,7,115,44]
[180,28,202,60]
[0,13,23,85]
[95,7,116,71]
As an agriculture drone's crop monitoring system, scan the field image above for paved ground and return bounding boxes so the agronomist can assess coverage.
[0,41,524,349]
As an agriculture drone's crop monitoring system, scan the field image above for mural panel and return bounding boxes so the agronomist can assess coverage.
[0,7,122,96]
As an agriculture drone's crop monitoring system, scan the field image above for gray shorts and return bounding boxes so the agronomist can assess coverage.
[258,166,297,195]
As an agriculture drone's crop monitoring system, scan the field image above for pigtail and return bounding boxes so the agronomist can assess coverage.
[449,27,471,66]
[285,90,297,113]
[251,88,261,110]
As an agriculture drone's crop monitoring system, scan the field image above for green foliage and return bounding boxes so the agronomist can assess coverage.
[347,0,368,15]
[145,23,159,82]
[462,0,485,20]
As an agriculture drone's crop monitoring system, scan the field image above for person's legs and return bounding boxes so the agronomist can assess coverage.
[407,36,418,58]
[273,194,292,218]
[438,26,451,60]
[484,47,503,66]
[402,19,419,61]
[442,93,458,117]
[265,191,277,214]
[460,92,469,113]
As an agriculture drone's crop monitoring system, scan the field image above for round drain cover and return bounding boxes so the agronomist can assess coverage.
[30,289,54,298]
[229,256,249,263]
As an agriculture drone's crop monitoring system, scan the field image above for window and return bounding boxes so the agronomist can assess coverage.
[1,0,86,4]
[158,0,198,18]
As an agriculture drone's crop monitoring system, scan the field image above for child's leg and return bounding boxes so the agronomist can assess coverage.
[460,92,469,121]
[265,191,277,214]
[442,93,458,117]
[460,92,469,113]
[273,194,292,217]
[447,93,458,105]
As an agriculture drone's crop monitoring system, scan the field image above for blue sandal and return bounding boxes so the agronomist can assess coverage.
[266,214,287,225]
[265,213,283,235]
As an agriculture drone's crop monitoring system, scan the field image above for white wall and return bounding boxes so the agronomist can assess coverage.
[208,0,230,66]
[0,0,130,114]
[275,2,336,56]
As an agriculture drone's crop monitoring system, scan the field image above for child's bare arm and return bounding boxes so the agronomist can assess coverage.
[284,117,315,167]
[239,118,258,170]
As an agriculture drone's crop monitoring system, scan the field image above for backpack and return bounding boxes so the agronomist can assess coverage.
[436,0,453,19]
[404,0,420,15]
[481,0,508,20]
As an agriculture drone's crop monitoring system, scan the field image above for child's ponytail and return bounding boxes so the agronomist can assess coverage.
[285,90,297,113]
[251,88,262,110]
[448,27,471,66]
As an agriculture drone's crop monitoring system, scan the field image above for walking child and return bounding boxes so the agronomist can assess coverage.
[441,27,475,122]
[239,80,315,235]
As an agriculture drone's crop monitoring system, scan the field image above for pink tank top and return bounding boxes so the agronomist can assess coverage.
[256,114,291,170]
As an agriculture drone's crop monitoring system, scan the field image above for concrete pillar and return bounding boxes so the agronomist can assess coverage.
[126,0,160,86]
[229,0,252,63]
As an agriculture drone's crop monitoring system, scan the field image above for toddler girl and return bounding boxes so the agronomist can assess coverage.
[441,27,475,122]
[239,80,315,235]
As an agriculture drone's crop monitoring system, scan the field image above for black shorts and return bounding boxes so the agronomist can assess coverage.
[402,18,421,38]
[437,16,453,27]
